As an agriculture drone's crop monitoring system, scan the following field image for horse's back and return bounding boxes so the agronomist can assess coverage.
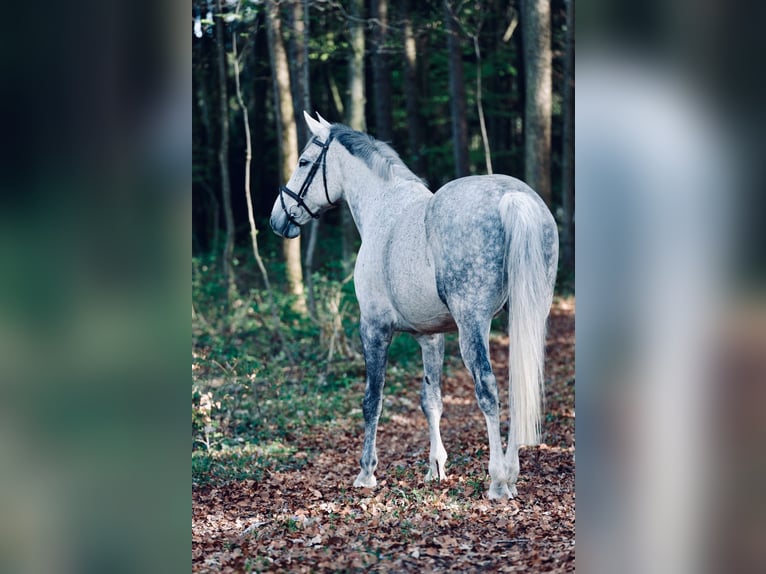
[431,174,545,210]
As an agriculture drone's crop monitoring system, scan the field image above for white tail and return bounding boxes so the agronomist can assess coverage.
[499,192,557,445]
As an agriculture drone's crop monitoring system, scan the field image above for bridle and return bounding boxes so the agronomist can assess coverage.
[278,135,336,232]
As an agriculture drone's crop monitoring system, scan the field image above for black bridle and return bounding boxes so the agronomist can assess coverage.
[278,136,336,231]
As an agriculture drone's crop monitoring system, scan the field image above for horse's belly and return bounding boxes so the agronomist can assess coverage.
[394,296,455,333]
[384,237,454,332]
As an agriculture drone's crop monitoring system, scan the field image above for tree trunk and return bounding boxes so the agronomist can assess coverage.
[444,0,469,178]
[194,70,220,252]
[521,0,552,206]
[291,0,320,317]
[265,0,307,313]
[327,68,345,118]
[289,0,312,149]
[401,0,424,175]
[342,0,366,275]
[560,0,574,272]
[371,0,392,141]
[215,0,237,301]
[347,0,366,132]
[473,35,492,174]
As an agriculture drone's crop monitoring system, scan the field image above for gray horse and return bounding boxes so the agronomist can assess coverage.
[270,112,558,500]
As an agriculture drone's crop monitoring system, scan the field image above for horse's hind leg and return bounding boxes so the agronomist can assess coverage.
[416,334,448,482]
[353,319,393,489]
[457,319,516,500]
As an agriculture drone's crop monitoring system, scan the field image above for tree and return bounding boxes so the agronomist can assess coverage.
[400,0,425,176]
[193,48,220,252]
[347,0,366,133]
[289,0,312,149]
[341,0,366,275]
[288,0,321,317]
[444,0,469,178]
[214,0,237,302]
[371,0,393,142]
[265,0,307,313]
[521,0,552,206]
[560,0,574,271]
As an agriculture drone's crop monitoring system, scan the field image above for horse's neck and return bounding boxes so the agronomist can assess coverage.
[341,167,429,240]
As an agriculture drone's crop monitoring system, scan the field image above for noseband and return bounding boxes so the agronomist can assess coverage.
[279,136,336,230]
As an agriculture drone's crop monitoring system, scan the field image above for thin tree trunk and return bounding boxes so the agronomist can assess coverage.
[560,0,574,272]
[202,181,220,254]
[327,69,345,117]
[473,35,493,174]
[232,19,293,362]
[347,0,366,132]
[401,0,424,175]
[371,0,392,141]
[289,0,311,149]
[195,74,220,251]
[521,0,552,205]
[342,0,366,275]
[266,0,307,314]
[444,0,469,178]
[215,0,237,301]
[291,0,320,318]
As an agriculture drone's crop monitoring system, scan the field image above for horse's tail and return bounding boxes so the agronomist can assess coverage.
[499,191,558,446]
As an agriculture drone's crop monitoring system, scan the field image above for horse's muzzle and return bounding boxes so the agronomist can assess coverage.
[270,212,301,238]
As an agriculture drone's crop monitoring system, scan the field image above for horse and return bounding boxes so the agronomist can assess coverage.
[270,112,558,500]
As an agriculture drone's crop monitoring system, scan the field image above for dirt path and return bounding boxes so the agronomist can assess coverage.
[193,300,574,572]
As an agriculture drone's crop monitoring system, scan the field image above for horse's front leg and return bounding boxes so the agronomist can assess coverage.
[415,334,448,482]
[353,319,393,488]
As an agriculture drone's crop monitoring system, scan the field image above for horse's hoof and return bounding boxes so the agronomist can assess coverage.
[424,465,447,482]
[488,482,514,500]
[425,470,448,482]
[353,472,377,488]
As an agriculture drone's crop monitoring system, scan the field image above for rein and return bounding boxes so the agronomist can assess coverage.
[279,136,335,230]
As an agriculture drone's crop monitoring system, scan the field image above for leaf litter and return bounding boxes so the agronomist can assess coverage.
[193,298,574,572]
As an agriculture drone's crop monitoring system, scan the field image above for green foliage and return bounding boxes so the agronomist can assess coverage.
[193,250,367,485]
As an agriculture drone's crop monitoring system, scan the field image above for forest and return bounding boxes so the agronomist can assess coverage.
[193,0,575,571]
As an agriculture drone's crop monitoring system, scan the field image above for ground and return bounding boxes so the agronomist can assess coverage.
[192,298,574,572]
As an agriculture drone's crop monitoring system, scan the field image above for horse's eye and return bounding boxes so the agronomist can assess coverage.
[299,159,310,168]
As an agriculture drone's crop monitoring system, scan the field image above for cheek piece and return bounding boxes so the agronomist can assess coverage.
[278,136,336,232]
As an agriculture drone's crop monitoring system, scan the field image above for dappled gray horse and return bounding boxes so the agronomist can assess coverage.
[270,112,558,499]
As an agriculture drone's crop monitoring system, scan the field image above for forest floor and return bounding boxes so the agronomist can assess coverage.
[192,298,575,573]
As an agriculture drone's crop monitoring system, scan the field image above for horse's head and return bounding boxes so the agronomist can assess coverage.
[270,111,339,238]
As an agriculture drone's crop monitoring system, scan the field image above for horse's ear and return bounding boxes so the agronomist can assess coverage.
[316,112,332,128]
[303,110,329,139]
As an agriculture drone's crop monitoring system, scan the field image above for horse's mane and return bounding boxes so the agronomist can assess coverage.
[330,124,428,188]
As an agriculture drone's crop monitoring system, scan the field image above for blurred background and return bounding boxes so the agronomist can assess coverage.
[577,1,766,573]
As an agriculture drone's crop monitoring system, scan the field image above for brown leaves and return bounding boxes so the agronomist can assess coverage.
[193,298,575,572]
